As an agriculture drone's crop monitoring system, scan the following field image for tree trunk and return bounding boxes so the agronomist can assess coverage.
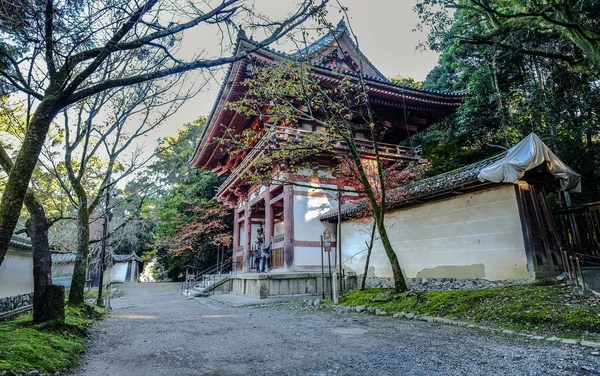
[39,285,65,323]
[0,142,63,322]
[346,137,408,293]
[360,222,377,290]
[24,200,62,322]
[0,99,59,267]
[68,187,90,305]
[375,211,408,292]
[491,56,510,137]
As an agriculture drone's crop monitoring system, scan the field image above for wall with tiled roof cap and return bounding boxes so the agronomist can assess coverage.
[0,237,34,299]
[340,184,530,282]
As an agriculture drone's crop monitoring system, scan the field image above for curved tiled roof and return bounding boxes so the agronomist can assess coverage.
[293,19,389,82]
[258,24,462,98]
[112,254,143,263]
[51,252,76,264]
[9,235,32,250]
[190,27,464,169]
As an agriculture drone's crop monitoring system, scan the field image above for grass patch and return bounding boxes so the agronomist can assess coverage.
[83,287,125,301]
[83,289,99,300]
[340,285,600,338]
[0,304,104,374]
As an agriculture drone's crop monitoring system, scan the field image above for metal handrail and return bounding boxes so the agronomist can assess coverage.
[182,256,233,297]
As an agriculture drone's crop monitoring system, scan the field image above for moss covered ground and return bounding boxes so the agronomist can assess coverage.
[83,287,125,301]
[0,304,104,375]
[340,284,600,339]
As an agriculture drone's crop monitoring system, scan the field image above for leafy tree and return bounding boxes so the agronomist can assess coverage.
[389,75,424,88]
[0,99,64,322]
[39,68,194,305]
[416,0,600,74]
[150,118,232,280]
[415,0,600,201]
[0,0,327,271]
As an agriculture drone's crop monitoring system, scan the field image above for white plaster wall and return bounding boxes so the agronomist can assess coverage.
[52,263,74,277]
[294,246,320,266]
[250,223,258,247]
[273,222,284,237]
[293,193,336,239]
[52,263,75,288]
[294,246,339,270]
[0,248,34,298]
[293,185,338,267]
[341,185,530,281]
[239,224,246,246]
[107,263,128,283]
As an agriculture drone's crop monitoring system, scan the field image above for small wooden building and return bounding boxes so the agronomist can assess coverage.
[107,254,143,283]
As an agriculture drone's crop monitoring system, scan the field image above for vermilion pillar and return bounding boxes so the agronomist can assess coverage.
[264,188,273,245]
[233,209,240,271]
[243,204,251,272]
[283,185,294,271]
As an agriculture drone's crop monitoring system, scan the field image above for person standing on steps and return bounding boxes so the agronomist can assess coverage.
[260,243,271,273]
[255,223,265,273]
[254,249,261,272]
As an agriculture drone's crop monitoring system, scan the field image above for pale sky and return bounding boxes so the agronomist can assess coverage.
[148,0,440,144]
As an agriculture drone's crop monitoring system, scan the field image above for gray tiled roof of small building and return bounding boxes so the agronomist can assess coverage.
[51,252,77,264]
[9,235,32,250]
[112,254,143,263]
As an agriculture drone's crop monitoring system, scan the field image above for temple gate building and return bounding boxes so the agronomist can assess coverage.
[190,21,462,279]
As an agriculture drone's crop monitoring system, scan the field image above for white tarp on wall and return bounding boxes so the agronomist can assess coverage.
[478,133,581,192]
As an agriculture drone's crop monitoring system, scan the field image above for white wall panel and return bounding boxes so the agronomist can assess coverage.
[341,185,530,281]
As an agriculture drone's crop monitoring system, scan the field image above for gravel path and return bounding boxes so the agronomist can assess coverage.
[72,283,600,376]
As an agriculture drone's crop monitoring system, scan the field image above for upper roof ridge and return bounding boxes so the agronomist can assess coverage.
[335,18,347,31]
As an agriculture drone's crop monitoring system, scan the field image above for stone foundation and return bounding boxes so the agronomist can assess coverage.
[359,276,532,292]
[229,272,333,298]
[0,292,33,314]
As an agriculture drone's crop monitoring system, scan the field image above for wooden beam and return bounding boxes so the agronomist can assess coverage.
[408,117,427,125]
[270,192,285,205]
[403,124,418,132]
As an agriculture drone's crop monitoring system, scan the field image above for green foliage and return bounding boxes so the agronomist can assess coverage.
[389,75,424,89]
[341,285,600,336]
[0,304,104,374]
[414,0,600,202]
[149,117,232,281]
[152,117,208,187]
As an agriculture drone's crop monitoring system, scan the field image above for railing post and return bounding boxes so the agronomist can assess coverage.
[569,255,579,287]
[563,250,573,280]
[576,256,586,292]
[559,247,568,274]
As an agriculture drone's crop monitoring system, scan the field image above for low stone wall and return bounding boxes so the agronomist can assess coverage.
[360,276,532,292]
[0,292,33,314]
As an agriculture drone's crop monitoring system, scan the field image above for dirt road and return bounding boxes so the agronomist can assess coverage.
[72,283,600,376]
